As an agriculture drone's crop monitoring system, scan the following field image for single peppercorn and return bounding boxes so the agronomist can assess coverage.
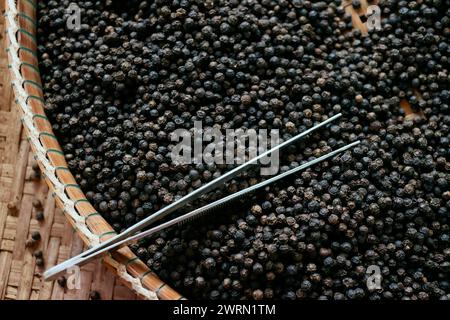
[33,250,43,258]
[36,258,44,267]
[89,291,101,300]
[31,231,41,241]
[32,199,42,209]
[57,276,67,288]
[31,162,41,179]
[25,239,36,248]
[352,0,361,9]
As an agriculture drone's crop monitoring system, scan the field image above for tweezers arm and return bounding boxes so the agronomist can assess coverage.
[45,139,359,279]
[44,114,342,280]
[109,113,343,237]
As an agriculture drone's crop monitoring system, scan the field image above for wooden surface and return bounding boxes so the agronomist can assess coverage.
[0,5,138,300]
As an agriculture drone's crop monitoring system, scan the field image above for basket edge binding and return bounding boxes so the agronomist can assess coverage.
[5,0,184,301]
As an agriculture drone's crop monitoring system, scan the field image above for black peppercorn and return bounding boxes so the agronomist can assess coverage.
[25,239,36,248]
[89,291,101,300]
[31,231,41,241]
[37,0,450,301]
[352,0,361,9]
[35,211,45,221]
[36,258,44,267]
[33,250,43,258]
[32,161,41,179]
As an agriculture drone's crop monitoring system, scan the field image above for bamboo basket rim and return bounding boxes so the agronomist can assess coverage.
[5,0,183,300]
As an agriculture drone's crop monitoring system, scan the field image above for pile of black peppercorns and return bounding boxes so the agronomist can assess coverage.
[37,0,449,300]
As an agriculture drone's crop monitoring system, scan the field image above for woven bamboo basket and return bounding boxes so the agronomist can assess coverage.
[4,0,183,300]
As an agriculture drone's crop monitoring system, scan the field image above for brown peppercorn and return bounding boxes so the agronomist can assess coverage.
[25,239,36,248]
[328,214,339,225]
[250,205,263,216]
[32,199,42,209]
[252,289,264,300]
[285,121,296,133]
[241,94,252,106]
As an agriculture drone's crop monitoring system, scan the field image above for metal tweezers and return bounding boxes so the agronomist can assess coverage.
[44,113,360,280]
